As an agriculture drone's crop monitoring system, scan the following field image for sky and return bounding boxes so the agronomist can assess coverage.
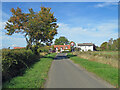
[1,2,118,49]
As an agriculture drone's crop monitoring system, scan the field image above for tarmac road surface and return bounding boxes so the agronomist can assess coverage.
[45,53,114,88]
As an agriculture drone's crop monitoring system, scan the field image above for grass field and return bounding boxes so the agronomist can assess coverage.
[73,51,118,68]
[3,53,56,88]
[67,53,118,87]
[99,51,118,55]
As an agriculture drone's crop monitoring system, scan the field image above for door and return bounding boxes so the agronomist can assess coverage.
[60,47,63,52]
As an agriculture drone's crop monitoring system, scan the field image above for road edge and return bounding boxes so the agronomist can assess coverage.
[44,53,58,88]
[68,58,115,88]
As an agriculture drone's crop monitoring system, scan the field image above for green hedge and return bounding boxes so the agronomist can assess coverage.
[2,49,38,82]
[64,49,71,51]
[62,51,71,53]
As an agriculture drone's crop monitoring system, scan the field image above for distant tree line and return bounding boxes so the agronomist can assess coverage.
[96,38,120,51]
[54,36,69,45]
[54,36,76,46]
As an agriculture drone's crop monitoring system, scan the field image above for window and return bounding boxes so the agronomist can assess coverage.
[60,47,63,51]
[56,47,58,50]
[66,46,68,49]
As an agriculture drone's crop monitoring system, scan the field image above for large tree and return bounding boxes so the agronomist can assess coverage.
[5,7,58,54]
[54,36,69,45]
[100,42,108,50]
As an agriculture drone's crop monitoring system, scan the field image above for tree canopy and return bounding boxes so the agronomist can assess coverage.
[5,7,58,54]
[100,38,119,51]
[54,36,69,45]
[100,42,108,50]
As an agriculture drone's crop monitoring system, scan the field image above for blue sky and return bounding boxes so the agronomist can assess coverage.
[1,2,118,48]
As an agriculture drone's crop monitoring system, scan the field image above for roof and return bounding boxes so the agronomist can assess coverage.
[77,43,94,46]
[14,47,25,49]
[54,45,70,47]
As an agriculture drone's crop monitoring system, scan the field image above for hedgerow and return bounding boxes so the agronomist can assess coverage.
[2,49,38,82]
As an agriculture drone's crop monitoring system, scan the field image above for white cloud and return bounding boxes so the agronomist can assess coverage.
[2,35,26,49]
[1,20,118,48]
[95,2,118,8]
[11,44,17,47]
[57,20,118,46]
[0,21,6,30]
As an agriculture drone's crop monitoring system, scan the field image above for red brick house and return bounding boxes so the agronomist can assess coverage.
[54,45,71,53]
[14,47,25,49]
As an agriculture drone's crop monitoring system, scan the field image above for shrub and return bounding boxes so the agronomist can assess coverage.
[82,50,84,52]
[2,49,38,82]
[37,46,50,53]
[88,49,91,51]
[64,49,71,51]
[93,53,97,56]
[74,48,79,51]
[62,51,71,53]
[58,50,60,52]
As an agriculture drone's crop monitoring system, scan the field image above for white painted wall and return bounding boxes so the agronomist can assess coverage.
[75,44,93,51]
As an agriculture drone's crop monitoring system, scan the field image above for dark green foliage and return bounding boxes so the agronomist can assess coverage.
[99,38,119,51]
[62,51,71,53]
[100,42,108,50]
[88,49,91,51]
[74,47,81,51]
[3,53,56,88]
[54,36,69,45]
[37,45,52,54]
[2,49,38,82]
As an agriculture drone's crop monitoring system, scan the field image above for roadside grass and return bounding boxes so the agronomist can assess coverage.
[3,53,56,88]
[73,51,118,68]
[67,53,118,87]
[101,51,118,55]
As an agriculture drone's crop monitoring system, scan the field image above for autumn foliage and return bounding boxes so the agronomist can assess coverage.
[5,7,58,54]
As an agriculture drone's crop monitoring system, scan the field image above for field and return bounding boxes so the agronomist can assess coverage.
[67,53,118,87]
[73,51,118,68]
[99,51,118,55]
[3,53,56,88]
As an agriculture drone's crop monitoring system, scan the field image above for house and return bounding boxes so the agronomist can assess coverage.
[54,45,71,53]
[14,47,25,49]
[75,43,95,51]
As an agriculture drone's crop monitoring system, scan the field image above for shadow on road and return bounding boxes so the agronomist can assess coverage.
[67,54,77,58]
[54,53,77,60]
[43,53,77,60]
[54,56,68,60]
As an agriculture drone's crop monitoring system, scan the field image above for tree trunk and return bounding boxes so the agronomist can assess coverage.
[25,36,33,52]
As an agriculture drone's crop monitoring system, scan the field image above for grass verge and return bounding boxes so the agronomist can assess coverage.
[3,53,56,88]
[67,53,118,87]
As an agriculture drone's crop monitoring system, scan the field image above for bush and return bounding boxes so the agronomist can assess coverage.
[37,46,50,53]
[2,49,38,82]
[82,50,84,52]
[88,49,91,51]
[62,51,71,53]
[74,48,81,51]
[64,49,71,51]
